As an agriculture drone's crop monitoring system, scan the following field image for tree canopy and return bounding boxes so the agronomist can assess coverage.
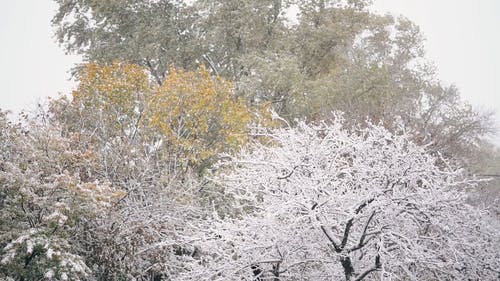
[0,0,498,280]
[52,0,494,161]
[185,120,499,280]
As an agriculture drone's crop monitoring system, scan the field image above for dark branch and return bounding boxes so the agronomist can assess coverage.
[355,198,375,214]
[360,212,376,244]
[251,264,263,281]
[354,254,381,281]
[277,165,300,180]
[339,199,376,251]
[271,261,281,281]
[320,226,341,252]
[349,211,377,253]
[341,218,354,249]
[311,202,318,210]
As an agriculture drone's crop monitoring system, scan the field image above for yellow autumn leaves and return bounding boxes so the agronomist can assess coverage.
[149,66,254,165]
[73,61,149,116]
[71,61,268,169]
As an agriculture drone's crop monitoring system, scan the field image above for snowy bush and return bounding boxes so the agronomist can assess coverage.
[186,119,499,280]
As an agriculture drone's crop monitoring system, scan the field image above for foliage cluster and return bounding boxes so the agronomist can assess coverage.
[0,0,498,280]
[53,0,495,161]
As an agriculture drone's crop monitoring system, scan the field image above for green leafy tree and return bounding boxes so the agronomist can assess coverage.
[53,0,201,84]
[52,0,495,176]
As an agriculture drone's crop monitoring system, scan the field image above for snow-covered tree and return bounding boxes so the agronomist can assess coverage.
[81,173,206,280]
[0,110,123,280]
[187,118,499,280]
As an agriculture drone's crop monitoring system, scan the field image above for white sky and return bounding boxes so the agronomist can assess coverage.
[0,0,80,114]
[371,0,500,144]
[0,0,499,143]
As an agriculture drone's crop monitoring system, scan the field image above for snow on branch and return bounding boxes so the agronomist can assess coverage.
[184,120,499,280]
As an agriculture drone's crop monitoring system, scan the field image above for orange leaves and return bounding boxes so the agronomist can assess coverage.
[74,181,127,208]
[66,61,153,144]
[72,61,150,116]
[148,66,255,166]
[69,61,269,171]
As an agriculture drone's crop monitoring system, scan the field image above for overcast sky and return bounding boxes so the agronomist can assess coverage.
[0,0,499,143]
[372,0,500,143]
[0,0,80,114]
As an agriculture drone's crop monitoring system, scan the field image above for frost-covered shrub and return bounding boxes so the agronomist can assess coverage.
[186,118,499,280]
[1,229,89,280]
[82,174,205,280]
[0,111,118,280]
